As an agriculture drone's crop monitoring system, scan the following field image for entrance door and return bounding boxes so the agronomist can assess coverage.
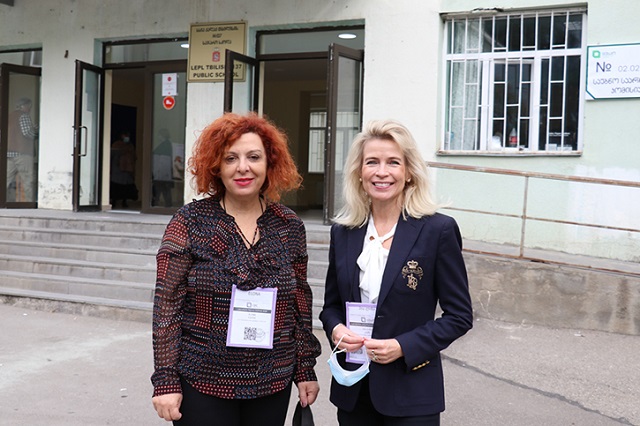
[324,44,364,222]
[73,60,104,211]
[0,63,41,208]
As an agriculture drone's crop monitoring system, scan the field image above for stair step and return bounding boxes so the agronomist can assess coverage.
[0,226,162,250]
[0,253,156,283]
[308,259,328,280]
[0,288,152,322]
[307,243,329,262]
[0,270,154,303]
[0,239,156,266]
[0,285,153,309]
[305,223,332,245]
[0,212,169,234]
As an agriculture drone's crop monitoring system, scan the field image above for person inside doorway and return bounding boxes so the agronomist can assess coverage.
[7,97,38,202]
[110,130,138,208]
[152,128,175,207]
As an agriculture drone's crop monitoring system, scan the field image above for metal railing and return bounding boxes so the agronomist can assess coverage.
[427,161,640,276]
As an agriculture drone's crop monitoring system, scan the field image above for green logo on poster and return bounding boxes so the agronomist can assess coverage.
[592,50,600,58]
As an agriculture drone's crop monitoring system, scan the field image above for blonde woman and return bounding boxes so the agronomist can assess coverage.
[320,119,473,425]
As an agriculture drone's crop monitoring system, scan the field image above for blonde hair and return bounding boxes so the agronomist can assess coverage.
[333,119,440,228]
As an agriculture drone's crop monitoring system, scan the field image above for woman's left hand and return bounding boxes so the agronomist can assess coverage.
[363,338,403,364]
[296,381,320,407]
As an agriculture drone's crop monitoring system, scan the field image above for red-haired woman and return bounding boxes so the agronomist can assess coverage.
[151,113,321,425]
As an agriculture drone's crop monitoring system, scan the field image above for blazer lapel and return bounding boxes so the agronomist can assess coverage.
[346,225,367,302]
[377,216,422,306]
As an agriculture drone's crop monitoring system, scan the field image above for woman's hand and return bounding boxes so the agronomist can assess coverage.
[152,393,183,421]
[296,381,320,407]
[363,338,404,364]
[331,324,365,353]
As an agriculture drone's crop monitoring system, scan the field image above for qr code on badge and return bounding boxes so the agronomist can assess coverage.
[244,327,257,341]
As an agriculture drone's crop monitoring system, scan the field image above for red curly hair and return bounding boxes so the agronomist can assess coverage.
[189,112,302,202]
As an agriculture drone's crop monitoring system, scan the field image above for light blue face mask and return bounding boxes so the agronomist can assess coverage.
[327,335,370,387]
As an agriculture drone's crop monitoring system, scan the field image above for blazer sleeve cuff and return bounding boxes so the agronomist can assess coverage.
[396,335,433,372]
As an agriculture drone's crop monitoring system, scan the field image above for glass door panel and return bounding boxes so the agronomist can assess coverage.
[324,44,363,223]
[149,69,187,211]
[1,63,41,207]
[73,61,103,211]
[224,50,259,113]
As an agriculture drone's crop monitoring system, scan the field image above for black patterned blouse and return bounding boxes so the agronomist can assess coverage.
[151,197,321,399]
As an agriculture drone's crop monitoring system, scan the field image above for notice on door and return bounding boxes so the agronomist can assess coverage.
[162,73,178,96]
[187,21,246,82]
[586,43,640,100]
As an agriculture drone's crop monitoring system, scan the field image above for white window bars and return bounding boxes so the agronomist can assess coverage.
[443,9,586,154]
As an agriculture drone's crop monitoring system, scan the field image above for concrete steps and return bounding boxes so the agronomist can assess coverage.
[0,209,330,326]
[0,210,168,320]
[305,224,331,329]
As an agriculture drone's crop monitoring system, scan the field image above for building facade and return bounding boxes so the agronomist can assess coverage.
[0,0,638,263]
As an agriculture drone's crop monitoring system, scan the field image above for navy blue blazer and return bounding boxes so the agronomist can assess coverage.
[320,213,473,417]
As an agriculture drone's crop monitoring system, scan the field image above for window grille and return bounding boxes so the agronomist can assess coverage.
[443,9,586,153]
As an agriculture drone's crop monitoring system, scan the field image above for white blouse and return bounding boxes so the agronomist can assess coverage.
[357,217,397,304]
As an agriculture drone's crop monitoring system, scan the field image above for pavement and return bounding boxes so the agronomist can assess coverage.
[1,302,638,426]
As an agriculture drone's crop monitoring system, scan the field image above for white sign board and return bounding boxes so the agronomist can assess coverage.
[586,43,640,100]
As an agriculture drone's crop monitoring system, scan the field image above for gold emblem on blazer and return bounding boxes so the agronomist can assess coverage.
[402,260,423,290]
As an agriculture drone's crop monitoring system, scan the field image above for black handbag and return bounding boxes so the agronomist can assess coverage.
[292,402,314,426]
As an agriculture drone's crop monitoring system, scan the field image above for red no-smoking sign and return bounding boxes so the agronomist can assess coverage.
[163,96,175,110]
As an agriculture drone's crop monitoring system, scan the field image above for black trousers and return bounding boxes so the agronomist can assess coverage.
[337,377,440,426]
[175,377,292,426]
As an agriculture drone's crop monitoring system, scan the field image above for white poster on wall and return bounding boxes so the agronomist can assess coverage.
[586,43,640,100]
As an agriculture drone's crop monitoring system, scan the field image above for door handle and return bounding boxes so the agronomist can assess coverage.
[80,126,88,157]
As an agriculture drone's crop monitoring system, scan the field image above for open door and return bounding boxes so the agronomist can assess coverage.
[73,60,104,211]
[0,63,41,208]
[143,63,188,214]
[224,50,260,113]
[323,44,364,223]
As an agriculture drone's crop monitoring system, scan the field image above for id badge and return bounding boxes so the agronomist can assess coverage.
[345,302,376,363]
[226,285,277,349]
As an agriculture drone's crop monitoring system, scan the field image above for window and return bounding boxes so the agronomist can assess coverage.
[0,49,42,67]
[443,9,586,153]
[104,39,187,65]
[306,110,360,173]
[308,110,326,173]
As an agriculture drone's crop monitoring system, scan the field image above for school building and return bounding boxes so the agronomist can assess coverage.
[0,0,638,333]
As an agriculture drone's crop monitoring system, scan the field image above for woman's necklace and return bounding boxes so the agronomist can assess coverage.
[237,222,259,248]
[222,197,264,248]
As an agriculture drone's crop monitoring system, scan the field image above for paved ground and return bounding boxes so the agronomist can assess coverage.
[1,302,638,425]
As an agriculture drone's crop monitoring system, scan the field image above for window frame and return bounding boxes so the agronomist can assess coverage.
[440,8,587,156]
[307,108,327,174]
